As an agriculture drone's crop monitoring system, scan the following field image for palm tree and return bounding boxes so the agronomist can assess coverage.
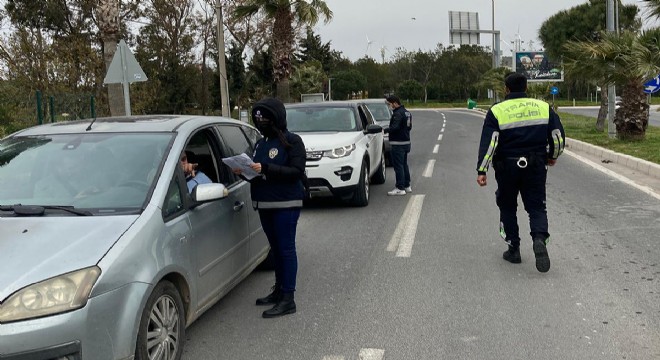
[97,0,124,116]
[641,0,660,19]
[234,0,332,102]
[563,29,660,140]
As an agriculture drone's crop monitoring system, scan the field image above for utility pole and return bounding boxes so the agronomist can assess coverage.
[606,0,617,138]
[492,0,496,68]
[216,0,230,117]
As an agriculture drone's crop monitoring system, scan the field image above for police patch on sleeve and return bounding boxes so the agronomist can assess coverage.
[269,148,278,159]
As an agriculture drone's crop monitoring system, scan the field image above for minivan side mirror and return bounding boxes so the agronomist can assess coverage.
[192,183,229,202]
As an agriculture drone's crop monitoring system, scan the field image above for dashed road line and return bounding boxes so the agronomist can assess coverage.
[321,348,385,360]
[387,195,425,258]
[422,159,435,178]
[433,144,439,154]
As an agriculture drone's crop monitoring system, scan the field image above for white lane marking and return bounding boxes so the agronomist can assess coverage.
[565,150,660,201]
[440,127,445,133]
[386,195,420,252]
[433,144,440,154]
[437,134,443,141]
[422,159,436,178]
[442,123,446,128]
[359,348,385,360]
[395,195,425,258]
[322,357,344,360]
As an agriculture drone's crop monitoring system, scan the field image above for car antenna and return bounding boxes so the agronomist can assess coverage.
[85,115,97,131]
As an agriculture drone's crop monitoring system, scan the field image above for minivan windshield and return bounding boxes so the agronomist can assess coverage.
[0,133,173,214]
[287,107,357,132]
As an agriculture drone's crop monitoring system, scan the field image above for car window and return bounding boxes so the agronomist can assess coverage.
[287,107,357,132]
[241,125,262,153]
[0,133,172,214]
[358,106,371,129]
[365,102,392,122]
[184,129,220,184]
[217,125,252,156]
[162,175,184,219]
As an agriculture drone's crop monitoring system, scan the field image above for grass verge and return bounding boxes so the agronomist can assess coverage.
[558,112,660,165]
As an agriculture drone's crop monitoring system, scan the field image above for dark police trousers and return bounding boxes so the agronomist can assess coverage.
[493,154,549,247]
[258,208,300,293]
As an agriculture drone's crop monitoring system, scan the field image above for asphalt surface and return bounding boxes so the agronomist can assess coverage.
[181,109,660,360]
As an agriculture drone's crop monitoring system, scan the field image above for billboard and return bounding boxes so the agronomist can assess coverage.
[448,11,480,45]
[514,51,563,82]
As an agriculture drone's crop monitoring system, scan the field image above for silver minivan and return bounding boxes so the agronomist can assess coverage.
[0,115,269,359]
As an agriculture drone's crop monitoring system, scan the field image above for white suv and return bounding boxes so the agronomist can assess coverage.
[286,101,386,206]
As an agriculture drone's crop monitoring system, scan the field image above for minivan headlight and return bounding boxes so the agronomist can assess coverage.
[323,144,356,159]
[0,266,101,323]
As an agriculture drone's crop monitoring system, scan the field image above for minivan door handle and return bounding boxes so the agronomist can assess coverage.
[233,201,245,211]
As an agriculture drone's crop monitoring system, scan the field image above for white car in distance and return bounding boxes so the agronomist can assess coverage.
[285,101,386,206]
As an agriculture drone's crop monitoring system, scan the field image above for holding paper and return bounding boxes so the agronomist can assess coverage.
[222,153,260,180]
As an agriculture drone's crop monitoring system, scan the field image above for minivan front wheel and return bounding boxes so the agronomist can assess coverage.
[136,281,185,360]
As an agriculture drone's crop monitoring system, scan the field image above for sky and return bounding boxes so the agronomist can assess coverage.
[314,0,652,62]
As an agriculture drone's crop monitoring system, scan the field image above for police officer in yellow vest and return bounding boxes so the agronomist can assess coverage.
[476,72,565,273]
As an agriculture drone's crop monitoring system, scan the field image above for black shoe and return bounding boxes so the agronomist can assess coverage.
[503,247,521,264]
[256,286,282,306]
[262,292,296,318]
[533,238,551,273]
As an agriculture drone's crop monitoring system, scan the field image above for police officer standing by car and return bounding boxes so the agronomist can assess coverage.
[232,97,306,318]
[476,72,565,273]
[385,95,413,196]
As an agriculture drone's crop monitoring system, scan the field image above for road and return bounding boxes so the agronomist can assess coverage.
[558,106,660,128]
[182,109,660,360]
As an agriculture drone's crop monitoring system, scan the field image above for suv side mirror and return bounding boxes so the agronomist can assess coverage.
[365,124,382,134]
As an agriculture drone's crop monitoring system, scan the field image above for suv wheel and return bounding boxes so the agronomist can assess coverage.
[371,151,386,185]
[136,281,185,360]
[351,160,369,207]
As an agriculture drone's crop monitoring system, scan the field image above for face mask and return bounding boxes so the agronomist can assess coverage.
[256,121,277,137]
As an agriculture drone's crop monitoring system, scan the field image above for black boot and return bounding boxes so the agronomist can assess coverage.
[262,292,296,318]
[533,238,550,273]
[503,246,521,264]
[256,285,282,306]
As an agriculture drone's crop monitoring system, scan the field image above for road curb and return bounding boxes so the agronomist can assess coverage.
[566,138,660,179]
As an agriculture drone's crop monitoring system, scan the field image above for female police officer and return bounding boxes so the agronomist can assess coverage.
[233,97,306,317]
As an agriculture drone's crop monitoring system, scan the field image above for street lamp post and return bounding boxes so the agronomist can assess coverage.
[492,0,496,68]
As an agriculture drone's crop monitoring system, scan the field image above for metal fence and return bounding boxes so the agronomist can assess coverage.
[1,91,105,137]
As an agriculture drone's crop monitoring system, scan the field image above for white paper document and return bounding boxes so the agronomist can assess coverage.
[222,153,259,180]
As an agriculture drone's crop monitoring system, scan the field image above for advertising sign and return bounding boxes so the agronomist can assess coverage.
[514,51,563,82]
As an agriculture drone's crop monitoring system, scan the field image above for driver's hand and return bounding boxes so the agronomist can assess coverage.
[182,163,198,177]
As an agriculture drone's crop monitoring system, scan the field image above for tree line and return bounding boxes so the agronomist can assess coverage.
[2,0,660,140]
[0,0,495,132]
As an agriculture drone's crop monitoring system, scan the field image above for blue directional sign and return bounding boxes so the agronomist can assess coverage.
[643,75,660,94]
[550,86,559,95]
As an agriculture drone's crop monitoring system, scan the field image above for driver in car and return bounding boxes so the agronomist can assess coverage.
[180,150,212,192]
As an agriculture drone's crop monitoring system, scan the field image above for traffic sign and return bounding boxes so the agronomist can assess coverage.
[103,40,147,85]
[643,75,660,94]
[103,40,148,116]
[550,86,559,95]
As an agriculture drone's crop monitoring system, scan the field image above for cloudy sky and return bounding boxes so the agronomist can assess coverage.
[314,0,653,62]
